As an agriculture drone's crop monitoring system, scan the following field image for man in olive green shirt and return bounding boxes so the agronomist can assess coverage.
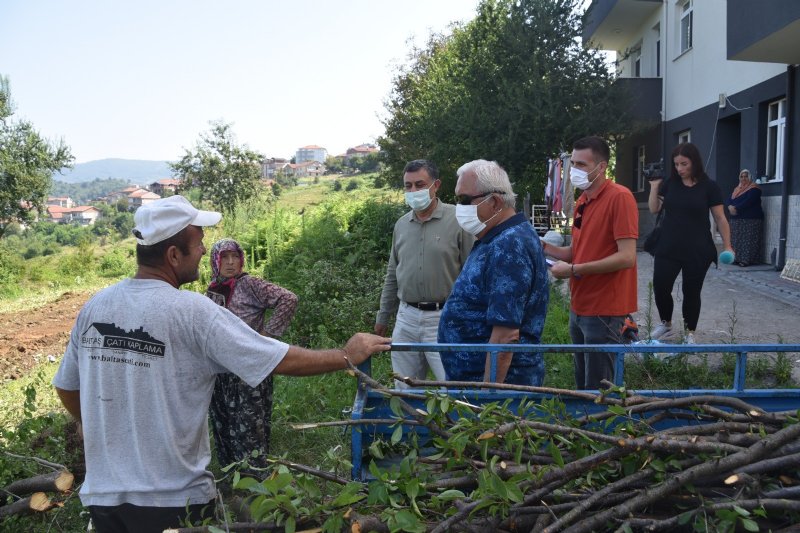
[375,160,474,388]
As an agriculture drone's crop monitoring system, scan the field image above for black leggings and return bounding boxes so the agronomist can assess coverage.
[89,501,215,533]
[652,255,711,331]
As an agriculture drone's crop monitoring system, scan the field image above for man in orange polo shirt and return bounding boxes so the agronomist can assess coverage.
[544,136,638,389]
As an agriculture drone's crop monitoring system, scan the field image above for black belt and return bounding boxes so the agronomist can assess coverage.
[405,301,446,311]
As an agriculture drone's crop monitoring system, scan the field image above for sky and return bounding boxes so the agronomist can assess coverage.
[0,0,483,163]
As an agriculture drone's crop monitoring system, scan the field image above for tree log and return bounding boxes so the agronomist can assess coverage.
[4,470,74,496]
[0,492,52,517]
[349,512,390,533]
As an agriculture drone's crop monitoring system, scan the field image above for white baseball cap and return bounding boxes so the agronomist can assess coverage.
[133,195,222,245]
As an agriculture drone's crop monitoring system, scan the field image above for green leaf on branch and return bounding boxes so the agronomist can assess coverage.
[389,396,403,417]
[547,440,565,467]
[391,425,403,445]
[437,489,466,501]
[740,518,759,532]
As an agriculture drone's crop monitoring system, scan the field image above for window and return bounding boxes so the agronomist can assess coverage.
[652,23,661,76]
[766,98,787,182]
[636,146,646,192]
[656,38,661,76]
[680,0,693,54]
[678,130,691,144]
[631,43,642,78]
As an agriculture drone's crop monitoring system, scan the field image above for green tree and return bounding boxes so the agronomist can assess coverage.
[325,155,344,174]
[379,0,629,200]
[0,75,74,238]
[170,120,265,213]
[353,152,382,173]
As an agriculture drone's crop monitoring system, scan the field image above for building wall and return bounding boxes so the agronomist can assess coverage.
[762,195,800,266]
[611,1,784,121]
[662,0,784,122]
[296,148,327,163]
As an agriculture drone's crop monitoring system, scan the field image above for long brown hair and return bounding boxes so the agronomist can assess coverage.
[670,142,708,183]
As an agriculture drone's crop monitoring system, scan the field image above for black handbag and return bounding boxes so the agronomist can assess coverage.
[643,209,664,256]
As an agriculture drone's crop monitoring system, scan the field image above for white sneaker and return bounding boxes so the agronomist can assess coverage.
[650,321,672,340]
[685,332,696,345]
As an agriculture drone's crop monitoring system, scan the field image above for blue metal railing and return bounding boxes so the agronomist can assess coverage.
[361,342,800,392]
[351,342,800,479]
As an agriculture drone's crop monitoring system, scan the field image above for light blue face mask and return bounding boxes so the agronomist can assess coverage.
[404,182,435,211]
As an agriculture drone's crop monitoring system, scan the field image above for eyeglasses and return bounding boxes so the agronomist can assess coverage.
[457,190,504,205]
[573,203,587,229]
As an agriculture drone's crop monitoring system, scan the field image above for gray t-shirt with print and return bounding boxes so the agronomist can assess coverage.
[53,278,289,507]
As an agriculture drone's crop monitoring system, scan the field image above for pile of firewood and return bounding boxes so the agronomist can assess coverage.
[340,369,800,532]
[0,465,74,519]
[101,366,800,532]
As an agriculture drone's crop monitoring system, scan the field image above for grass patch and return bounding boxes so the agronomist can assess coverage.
[0,238,135,313]
[0,365,87,533]
[542,281,574,389]
[278,182,329,212]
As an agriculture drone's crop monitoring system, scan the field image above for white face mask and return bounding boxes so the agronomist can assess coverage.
[455,194,495,235]
[570,164,601,191]
[404,182,435,211]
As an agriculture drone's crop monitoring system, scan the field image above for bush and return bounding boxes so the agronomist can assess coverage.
[0,241,24,288]
[58,242,95,276]
[282,260,384,348]
[99,248,135,277]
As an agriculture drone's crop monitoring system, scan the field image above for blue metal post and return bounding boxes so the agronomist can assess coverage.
[733,351,748,392]
[614,351,625,385]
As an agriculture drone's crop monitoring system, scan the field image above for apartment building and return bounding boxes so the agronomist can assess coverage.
[585,0,800,266]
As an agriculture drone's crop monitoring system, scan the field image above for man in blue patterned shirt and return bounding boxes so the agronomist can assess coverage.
[438,160,549,385]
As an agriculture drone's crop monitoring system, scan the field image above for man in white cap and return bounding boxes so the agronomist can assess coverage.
[52,195,391,533]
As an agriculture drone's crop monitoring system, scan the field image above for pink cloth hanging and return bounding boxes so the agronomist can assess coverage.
[552,158,563,213]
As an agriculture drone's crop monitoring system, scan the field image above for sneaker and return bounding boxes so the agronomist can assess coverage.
[650,321,672,340]
[685,332,696,345]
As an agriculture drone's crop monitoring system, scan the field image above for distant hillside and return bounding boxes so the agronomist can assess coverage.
[53,159,174,184]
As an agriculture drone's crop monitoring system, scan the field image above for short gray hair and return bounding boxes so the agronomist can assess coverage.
[456,159,516,209]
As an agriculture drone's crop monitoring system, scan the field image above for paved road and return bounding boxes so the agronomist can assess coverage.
[634,252,800,344]
[632,252,800,380]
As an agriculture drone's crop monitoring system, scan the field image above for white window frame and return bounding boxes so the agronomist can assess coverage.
[632,46,641,78]
[636,146,646,192]
[678,130,691,144]
[766,98,787,182]
[680,0,693,54]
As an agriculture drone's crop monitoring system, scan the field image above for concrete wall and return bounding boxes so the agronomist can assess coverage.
[763,194,800,265]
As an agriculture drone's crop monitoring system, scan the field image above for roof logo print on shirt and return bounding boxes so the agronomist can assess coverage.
[81,322,166,357]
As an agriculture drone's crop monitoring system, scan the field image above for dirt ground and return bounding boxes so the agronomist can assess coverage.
[0,291,88,382]
[1,256,799,384]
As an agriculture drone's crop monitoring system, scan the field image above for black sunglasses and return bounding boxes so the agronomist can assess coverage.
[573,203,587,229]
[457,190,504,205]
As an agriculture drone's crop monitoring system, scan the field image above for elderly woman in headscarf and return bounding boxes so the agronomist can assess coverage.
[727,169,764,267]
[206,238,298,472]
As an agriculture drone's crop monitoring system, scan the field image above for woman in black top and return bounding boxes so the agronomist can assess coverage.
[646,143,733,343]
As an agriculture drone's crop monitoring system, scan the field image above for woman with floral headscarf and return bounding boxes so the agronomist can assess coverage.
[727,169,763,267]
[206,238,298,472]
